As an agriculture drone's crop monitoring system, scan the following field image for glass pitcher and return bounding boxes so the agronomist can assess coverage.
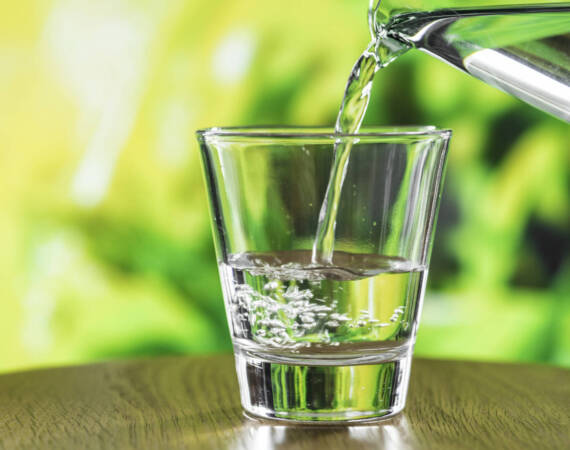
[374,2,570,121]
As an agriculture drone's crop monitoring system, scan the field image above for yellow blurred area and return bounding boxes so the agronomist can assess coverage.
[0,0,367,372]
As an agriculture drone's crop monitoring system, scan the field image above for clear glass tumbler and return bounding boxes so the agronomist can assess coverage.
[197,127,451,422]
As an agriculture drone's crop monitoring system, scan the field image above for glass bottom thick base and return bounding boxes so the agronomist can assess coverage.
[234,349,412,423]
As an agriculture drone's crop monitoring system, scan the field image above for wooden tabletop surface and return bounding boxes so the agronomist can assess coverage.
[0,355,568,449]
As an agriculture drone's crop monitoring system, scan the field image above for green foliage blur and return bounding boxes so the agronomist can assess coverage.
[0,0,568,373]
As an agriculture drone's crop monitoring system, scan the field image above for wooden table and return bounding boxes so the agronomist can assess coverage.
[0,355,568,449]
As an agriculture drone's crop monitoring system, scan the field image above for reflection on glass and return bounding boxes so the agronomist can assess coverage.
[228,413,416,449]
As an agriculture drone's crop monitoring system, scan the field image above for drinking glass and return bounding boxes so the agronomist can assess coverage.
[197,126,451,422]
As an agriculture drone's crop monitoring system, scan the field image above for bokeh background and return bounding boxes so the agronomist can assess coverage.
[1,0,568,373]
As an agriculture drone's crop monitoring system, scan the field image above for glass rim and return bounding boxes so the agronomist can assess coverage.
[196,126,452,140]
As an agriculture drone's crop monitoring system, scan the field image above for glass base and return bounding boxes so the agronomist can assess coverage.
[234,349,412,423]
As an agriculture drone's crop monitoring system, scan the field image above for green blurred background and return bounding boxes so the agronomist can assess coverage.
[1,0,568,373]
